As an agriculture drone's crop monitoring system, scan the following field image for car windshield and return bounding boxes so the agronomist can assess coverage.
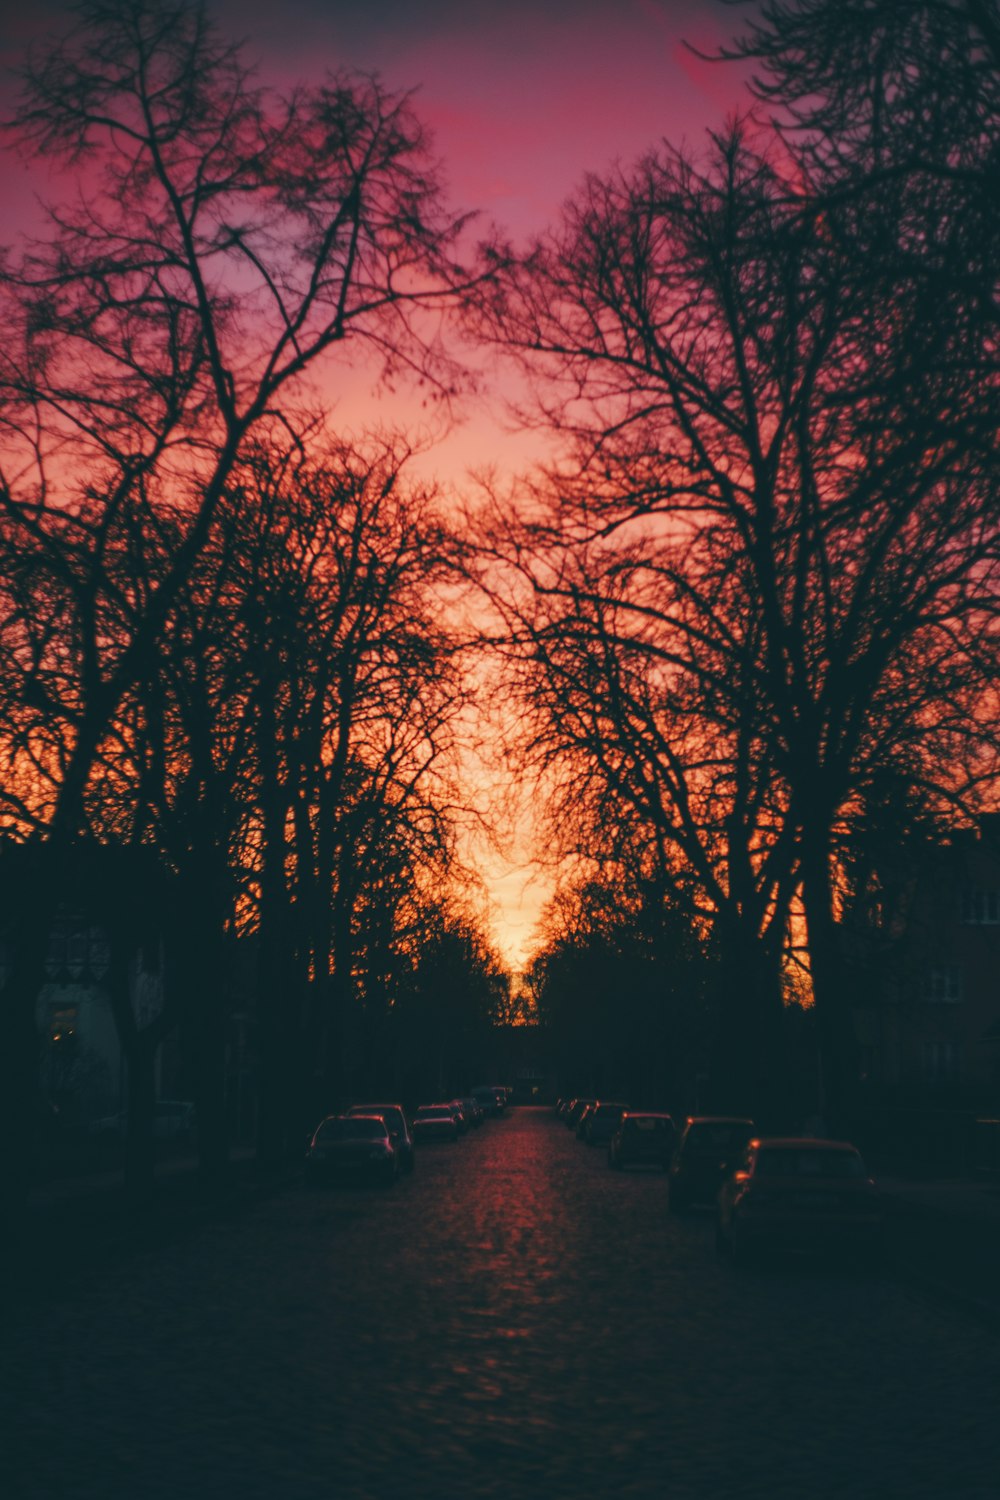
[351,1105,402,1132]
[688,1124,752,1153]
[755,1147,868,1179]
[315,1118,385,1142]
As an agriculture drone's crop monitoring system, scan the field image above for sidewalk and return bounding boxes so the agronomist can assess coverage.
[8,1148,293,1308]
[878,1173,1000,1325]
[879,1172,1000,1221]
[26,1145,257,1209]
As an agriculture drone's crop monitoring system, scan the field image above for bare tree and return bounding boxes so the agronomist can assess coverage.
[220,438,469,1162]
[0,0,477,1198]
[478,113,1000,1116]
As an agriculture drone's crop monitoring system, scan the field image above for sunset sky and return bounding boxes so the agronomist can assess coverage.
[1,0,754,966]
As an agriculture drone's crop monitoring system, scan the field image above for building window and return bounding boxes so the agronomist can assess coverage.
[922,1040,962,1084]
[959,888,1000,924]
[44,920,110,981]
[924,965,962,1003]
[45,923,69,975]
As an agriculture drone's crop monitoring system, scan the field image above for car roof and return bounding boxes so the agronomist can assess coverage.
[318,1113,387,1131]
[623,1110,673,1119]
[751,1136,859,1151]
[685,1115,755,1126]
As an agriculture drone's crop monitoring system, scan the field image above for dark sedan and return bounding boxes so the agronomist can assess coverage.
[668,1116,755,1211]
[716,1137,884,1262]
[305,1114,398,1186]
[584,1101,628,1146]
[608,1111,676,1171]
[566,1098,595,1130]
[347,1102,415,1173]
[412,1104,460,1143]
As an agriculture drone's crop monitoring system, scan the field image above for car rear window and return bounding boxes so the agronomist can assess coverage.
[689,1125,751,1152]
[351,1105,402,1132]
[755,1148,867,1179]
[628,1117,671,1133]
[315,1118,385,1142]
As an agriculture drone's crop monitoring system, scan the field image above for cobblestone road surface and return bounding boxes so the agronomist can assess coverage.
[5,1108,999,1499]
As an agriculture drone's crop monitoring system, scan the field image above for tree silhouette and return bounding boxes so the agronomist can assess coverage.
[478,111,1000,1116]
[0,0,479,1198]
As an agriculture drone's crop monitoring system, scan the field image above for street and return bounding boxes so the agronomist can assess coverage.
[5,1108,999,1499]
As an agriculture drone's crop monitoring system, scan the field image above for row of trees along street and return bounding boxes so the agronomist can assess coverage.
[474,0,1000,1128]
[0,2,504,1205]
[2,1,1000,1201]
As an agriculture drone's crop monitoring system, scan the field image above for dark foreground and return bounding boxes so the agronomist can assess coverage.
[5,1108,999,1499]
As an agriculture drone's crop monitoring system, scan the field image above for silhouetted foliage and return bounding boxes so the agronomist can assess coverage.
[478,45,1000,1112]
[0,0,484,1198]
[527,874,715,1111]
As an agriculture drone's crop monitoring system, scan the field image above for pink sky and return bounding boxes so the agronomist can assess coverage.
[213,0,748,240]
[0,0,754,965]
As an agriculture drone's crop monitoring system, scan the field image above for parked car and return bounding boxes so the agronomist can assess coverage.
[565,1098,595,1129]
[668,1116,755,1211]
[347,1103,415,1173]
[584,1101,628,1146]
[575,1102,597,1139]
[412,1104,460,1142]
[447,1099,470,1134]
[459,1096,484,1127]
[304,1114,397,1186]
[472,1085,506,1117]
[716,1137,884,1262]
[609,1111,676,1171]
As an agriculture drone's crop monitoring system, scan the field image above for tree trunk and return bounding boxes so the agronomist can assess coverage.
[104,946,158,1210]
[0,901,48,1217]
[709,912,786,1126]
[0,840,74,1216]
[173,864,230,1192]
[800,832,859,1134]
